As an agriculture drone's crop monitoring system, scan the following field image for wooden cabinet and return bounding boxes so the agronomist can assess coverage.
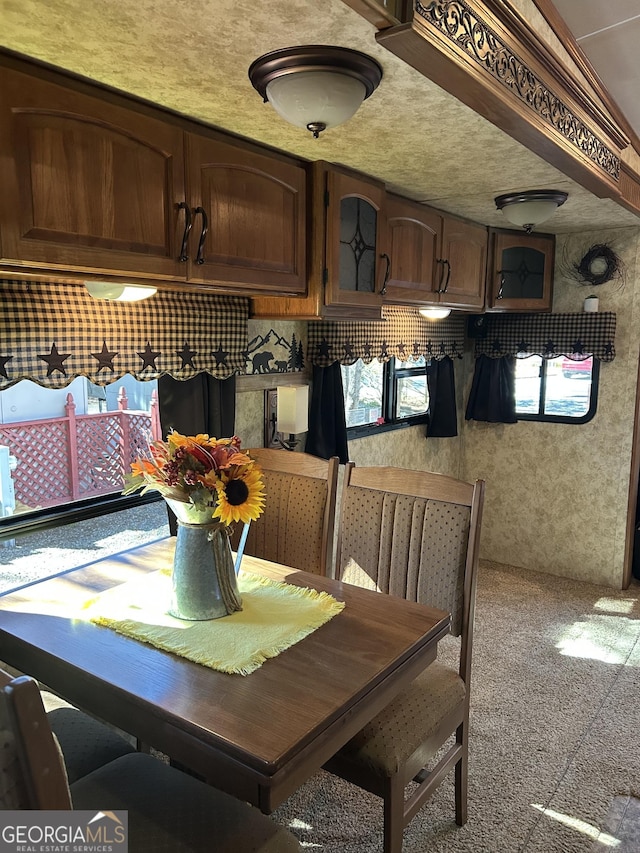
[439,217,487,310]
[383,194,487,311]
[486,228,555,311]
[321,163,387,318]
[251,161,388,320]
[383,194,441,303]
[185,134,306,294]
[0,64,186,281]
[0,57,307,295]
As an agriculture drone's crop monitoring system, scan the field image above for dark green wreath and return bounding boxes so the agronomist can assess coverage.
[574,244,621,286]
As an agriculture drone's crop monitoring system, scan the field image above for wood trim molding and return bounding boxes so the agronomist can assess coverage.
[619,162,640,218]
[375,0,640,212]
[340,0,404,30]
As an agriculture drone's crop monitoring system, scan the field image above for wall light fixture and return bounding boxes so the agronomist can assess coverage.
[276,385,309,450]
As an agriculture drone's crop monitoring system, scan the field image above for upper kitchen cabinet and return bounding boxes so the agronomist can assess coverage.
[0,62,185,281]
[486,228,555,311]
[321,162,387,318]
[251,160,388,320]
[383,194,487,311]
[383,194,441,303]
[0,54,307,295]
[185,134,306,294]
[439,217,487,310]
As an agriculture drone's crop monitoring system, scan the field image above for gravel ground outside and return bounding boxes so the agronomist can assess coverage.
[0,501,170,594]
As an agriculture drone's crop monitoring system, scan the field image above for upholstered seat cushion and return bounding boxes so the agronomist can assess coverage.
[42,691,136,783]
[71,752,300,852]
[338,663,466,776]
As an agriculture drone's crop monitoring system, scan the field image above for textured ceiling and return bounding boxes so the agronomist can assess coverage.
[2,0,640,235]
[552,0,640,141]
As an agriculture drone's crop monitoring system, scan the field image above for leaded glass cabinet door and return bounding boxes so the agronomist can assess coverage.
[323,166,386,318]
[487,230,555,312]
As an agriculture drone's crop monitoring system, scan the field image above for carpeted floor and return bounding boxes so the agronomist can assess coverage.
[271,561,640,852]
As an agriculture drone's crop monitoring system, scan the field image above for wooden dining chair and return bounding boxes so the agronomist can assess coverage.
[323,464,485,853]
[0,667,301,851]
[232,449,340,576]
[0,660,136,784]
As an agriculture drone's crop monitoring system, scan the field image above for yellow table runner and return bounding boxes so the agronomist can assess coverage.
[81,569,344,675]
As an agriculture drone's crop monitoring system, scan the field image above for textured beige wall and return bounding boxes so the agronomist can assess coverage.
[238,242,640,590]
[461,226,640,588]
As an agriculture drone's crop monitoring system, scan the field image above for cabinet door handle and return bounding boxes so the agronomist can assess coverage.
[496,271,505,299]
[380,252,390,295]
[193,206,208,265]
[436,258,450,293]
[178,202,192,262]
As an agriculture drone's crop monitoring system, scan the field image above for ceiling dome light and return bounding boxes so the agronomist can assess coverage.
[249,45,383,138]
[419,306,451,320]
[494,190,568,233]
[85,282,157,302]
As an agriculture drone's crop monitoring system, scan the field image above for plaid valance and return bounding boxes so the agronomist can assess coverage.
[307,306,467,367]
[474,312,616,361]
[0,280,249,389]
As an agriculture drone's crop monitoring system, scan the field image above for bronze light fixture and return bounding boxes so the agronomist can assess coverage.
[248,45,383,138]
[494,189,568,233]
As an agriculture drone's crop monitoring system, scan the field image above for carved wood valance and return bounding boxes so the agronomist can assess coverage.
[375,0,640,216]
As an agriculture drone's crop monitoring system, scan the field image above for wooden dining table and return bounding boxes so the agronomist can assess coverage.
[0,537,450,812]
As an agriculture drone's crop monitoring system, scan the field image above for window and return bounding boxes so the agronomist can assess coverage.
[0,375,161,535]
[515,355,599,423]
[341,357,430,436]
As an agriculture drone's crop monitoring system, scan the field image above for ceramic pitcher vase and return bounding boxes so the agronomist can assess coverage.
[165,499,242,621]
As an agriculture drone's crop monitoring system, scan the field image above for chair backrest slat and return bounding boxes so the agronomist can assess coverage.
[336,465,485,682]
[233,450,339,576]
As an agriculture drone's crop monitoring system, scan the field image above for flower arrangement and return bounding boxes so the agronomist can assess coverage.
[123,431,265,526]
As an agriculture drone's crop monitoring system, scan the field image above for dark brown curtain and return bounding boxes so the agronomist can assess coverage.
[426,356,458,437]
[465,355,517,424]
[304,364,349,464]
[157,374,237,533]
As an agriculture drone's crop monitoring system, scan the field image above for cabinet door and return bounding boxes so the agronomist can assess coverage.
[438,218,487,310]
[324,168,386,312]
[383,195,442,305]
[186,134,306,293]
[0,65,186,279]
[487,230,554,311]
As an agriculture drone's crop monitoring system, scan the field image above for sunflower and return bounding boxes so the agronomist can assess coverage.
[212,464,266,526]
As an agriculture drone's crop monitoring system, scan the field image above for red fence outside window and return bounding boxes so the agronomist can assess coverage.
[0,389,161,514]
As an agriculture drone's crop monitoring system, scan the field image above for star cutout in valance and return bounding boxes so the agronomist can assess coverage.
[211,343,229,367]
[91,341,118,373]
[176,341,197,369]
[0,354,12,379]
[138,342,161,370]
[38,343,71,377]
[317,338,331,359]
